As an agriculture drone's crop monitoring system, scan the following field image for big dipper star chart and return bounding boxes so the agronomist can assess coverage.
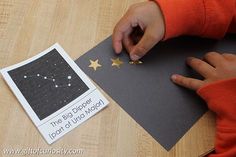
[8,49,89,120]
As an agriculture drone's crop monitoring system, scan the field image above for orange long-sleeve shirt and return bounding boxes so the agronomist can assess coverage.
[156,0,236,39]
[154,0,236,156]
[198,79,236,157]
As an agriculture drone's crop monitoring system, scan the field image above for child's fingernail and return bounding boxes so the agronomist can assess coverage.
[131,54,140,61]
[187,57,194,62]
[171,74,178,81]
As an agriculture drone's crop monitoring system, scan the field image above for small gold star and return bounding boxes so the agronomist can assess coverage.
[88,59,102,71]
[111,58,123,68]
[129,60,143,65]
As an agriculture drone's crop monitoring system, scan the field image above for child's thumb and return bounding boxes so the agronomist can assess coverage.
[130,29,160,61]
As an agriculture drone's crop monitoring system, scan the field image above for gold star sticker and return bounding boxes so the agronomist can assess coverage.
[129,60,143,65]
[88,59,102,71]
[111,58,123,68]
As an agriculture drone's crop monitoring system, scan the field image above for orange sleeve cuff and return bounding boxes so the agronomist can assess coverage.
[197,78,236,156]
[197,78,236,127]
[154,0,236,40]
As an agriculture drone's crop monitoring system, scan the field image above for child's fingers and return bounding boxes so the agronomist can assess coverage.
[123,33,134,53]
[129,27,160,61]
[171,74,204,91]
[112,26,124,54]
[186,57,215,78]
[222,53,236,61]
[203,52,225,67]
[112,16,133,54]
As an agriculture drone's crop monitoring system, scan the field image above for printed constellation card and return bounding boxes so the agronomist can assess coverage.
[1,43,109,144]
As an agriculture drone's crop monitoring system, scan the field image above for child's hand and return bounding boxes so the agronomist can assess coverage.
[112,1,165,61]
[171,52,236,90]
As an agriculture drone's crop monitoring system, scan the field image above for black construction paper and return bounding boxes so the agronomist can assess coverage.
[75,35,236,150]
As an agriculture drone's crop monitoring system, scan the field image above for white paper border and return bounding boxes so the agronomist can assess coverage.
[0,43,96,126]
